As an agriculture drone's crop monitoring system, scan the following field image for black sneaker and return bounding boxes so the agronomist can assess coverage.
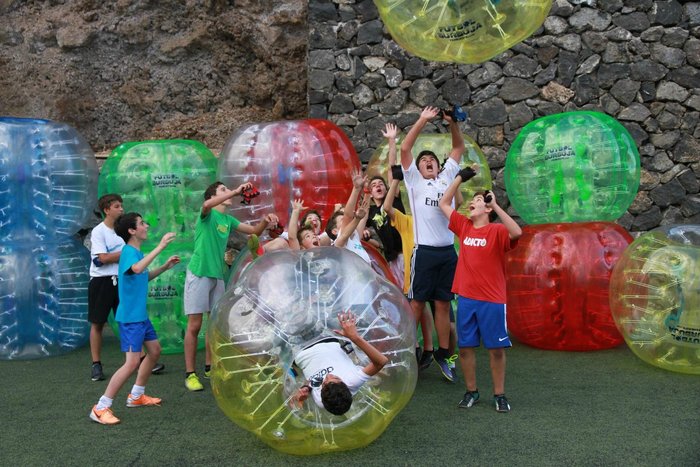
[151,362,165,374]
[458,390,480,409]
[418,351,433,371]
[91,362,104,381]
[494,394,511,413]
[436,357,455,383]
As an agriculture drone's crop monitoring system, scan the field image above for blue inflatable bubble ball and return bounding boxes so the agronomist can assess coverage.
[210,247,417,455]
[0,117,98,242]
[0,237,90,360]
[505,111,640,225]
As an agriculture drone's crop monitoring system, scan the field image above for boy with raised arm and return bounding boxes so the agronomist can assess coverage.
[399,106,465,382]
[325,170,371,264]
[89,213,180,425]
[184,181,279,392]
[439,171,522,413]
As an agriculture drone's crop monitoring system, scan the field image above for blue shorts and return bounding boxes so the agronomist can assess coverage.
[118,320,158,352]
[456,296,511,349]
[409,245,457,302]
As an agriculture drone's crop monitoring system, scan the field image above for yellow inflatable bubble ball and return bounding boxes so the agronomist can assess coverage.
[366,132,492,217]
[374,0,552,63]
[210,247,417,455]
[610,225,700,375]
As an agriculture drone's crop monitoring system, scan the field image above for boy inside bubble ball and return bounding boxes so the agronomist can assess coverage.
[289,310,389,416]
[89,213,180,425]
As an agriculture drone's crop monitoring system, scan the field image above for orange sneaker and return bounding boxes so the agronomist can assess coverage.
[126,393,162,408]
[89,406,120,425]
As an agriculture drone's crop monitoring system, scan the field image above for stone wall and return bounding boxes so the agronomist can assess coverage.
[308,0,700,233]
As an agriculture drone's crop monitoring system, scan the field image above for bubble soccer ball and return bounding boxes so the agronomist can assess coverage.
[610,225,700,374]
[218,119,361,238]
[0,117,98,242]
[374,0,552,64]
[0,238,90,359]
[99,139,217,242]
[366,133,492,217]
[210,247,417,455]
[506,222,632,351]
[505,111,640,225]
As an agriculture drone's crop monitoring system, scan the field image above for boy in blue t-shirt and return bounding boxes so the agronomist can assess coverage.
[89,212,180,425]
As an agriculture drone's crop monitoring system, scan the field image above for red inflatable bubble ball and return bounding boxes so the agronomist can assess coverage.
[506,222,633,351]
[218,119,361,238]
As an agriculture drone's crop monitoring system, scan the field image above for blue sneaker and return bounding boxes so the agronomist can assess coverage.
[436,356,455,383]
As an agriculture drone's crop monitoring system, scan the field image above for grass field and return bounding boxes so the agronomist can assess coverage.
[2,330,698,466]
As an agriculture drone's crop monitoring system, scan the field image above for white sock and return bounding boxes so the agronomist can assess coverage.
[96,395,113,411]
[130,385,145,398]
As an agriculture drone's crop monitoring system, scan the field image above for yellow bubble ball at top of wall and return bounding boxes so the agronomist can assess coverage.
[374,0,553,64]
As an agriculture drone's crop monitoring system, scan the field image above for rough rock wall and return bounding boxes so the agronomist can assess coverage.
[0,0,308,151]
[308,0,700,234]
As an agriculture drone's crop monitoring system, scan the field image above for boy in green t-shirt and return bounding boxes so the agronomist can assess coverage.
[183,181,279,392]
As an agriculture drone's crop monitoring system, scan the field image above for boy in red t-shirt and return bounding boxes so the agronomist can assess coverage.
[438,168,522,413]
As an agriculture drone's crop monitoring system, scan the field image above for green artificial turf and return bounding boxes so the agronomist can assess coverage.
[1,331,698,466]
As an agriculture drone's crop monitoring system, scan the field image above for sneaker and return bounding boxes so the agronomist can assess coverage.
[436,357,455,383]
[127,393,162,407]
[447,353,459,381]
[418,351,433,371]
[458,390,480,408]
[494,394,511,413]
[151,362,165,374]
[204,368,211,379]
[185,373,204,392]
[91,362,104,382]
[247,234,262,259]
[89,405,120,425]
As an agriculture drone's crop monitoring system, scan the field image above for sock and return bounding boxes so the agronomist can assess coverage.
[92,360,101,365]
[131,384,145,398]
[434,347,449,360]
[204,365,211,373]
[96,395,113,411]
[420,349,433,361]
[185,371,195,378]
[494,393,505,398]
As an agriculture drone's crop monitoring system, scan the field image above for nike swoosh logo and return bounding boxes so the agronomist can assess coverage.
[498,337,509,342]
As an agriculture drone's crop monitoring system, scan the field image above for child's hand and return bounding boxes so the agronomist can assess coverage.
[334,310,359,339]
[159,232,176,248]
[291,199,305,211]
[391,164,403,181]
[234,182,252,196]
[289,385,311,409]
[224,249,234,266]
[351,169,366,190]
[165,255,181,269]
[354,195,370,220]
[264,213,279,227]
[333,203,343,213]
[483,190,496,207]
[382,123,398,140]
[420,106,440,120]
[362,229,371,241]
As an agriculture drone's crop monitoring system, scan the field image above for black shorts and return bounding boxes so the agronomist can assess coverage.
[88,276,119,324]
[409,245,457,302]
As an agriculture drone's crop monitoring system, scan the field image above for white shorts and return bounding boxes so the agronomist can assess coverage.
[184,269,225,315]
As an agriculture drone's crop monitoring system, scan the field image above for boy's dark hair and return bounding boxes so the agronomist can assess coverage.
[416,150,440,166]
[204,181,225,200]
[321,381,353,415]
[114,212,142,243]
[98,194,123,216]
[325,211,343,241]
[300,209,322,228]
[297,225,315,244]
[369,175,387,191]
[474,191,497,222]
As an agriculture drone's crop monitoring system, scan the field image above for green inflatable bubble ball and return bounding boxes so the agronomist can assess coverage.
[374,0,552,64]
[505,111,640,225]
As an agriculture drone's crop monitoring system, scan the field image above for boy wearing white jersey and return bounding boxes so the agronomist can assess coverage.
[400,106,466,382]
